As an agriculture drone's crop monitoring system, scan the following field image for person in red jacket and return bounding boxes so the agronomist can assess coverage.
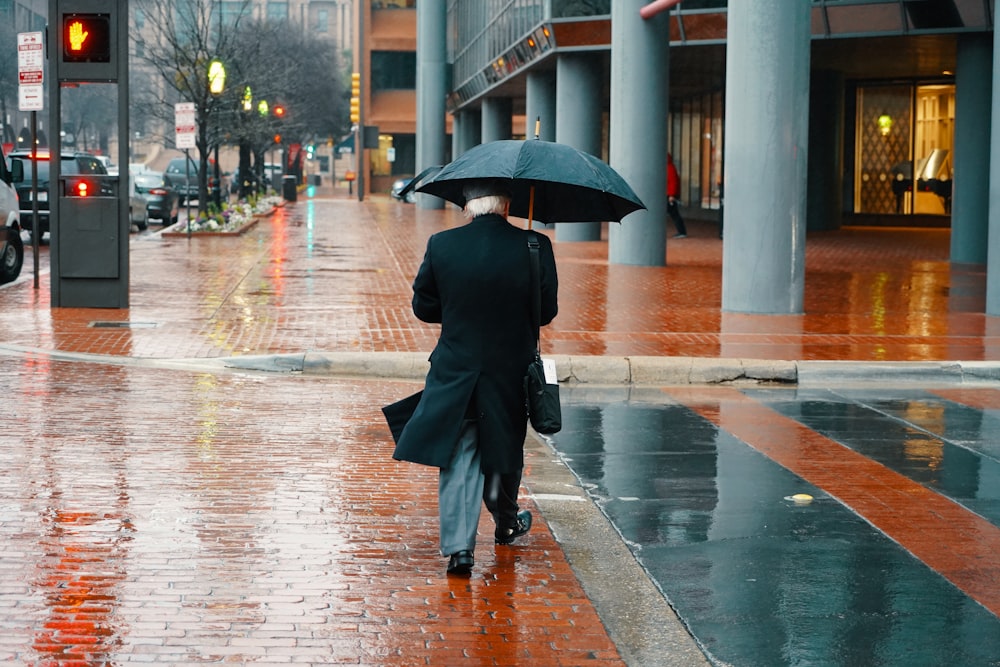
[667,153,688,238]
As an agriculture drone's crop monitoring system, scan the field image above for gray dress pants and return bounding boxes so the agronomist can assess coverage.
[438,420,484,556]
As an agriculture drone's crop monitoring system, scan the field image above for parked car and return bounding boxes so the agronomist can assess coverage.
[164,156,225,203]
[95,155,118,175]
[7,149,109,245]
[134,170,179,224]
[128,174,149,231]
[229,163,282,195]
[0,147,23,284]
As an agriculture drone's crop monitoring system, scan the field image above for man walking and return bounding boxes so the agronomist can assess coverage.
[389,179,559,576]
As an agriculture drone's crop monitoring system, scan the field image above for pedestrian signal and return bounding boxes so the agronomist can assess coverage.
[62,14,111,63]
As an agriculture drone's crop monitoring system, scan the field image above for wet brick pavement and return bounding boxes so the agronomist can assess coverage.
[2,188,1000,665]
[3,190,996,363]
[3,360,625,665]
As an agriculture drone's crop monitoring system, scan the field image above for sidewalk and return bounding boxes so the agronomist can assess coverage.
[2,189,999,665]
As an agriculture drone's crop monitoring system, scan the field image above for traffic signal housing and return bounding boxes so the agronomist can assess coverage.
[349,72,361,124]
[62,13,111,63]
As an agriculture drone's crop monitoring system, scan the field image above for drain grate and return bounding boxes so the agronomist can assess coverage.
[90,321,159,329]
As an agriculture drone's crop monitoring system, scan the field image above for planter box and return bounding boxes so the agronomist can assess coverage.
[161,215,261,238]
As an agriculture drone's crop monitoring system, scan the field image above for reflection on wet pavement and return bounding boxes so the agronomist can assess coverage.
[3,201,996,363]
[551,385,1000,666]
[2,358,624,665]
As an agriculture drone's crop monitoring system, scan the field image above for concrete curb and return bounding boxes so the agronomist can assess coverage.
[4,345,1000,385]
[301,352,1000,386]
[301,351,800,385]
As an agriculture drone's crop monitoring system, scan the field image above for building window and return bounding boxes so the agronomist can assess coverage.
[267,2,288,21]
[134,7,145,29]
[371,51,416,91]
[221,1,244,27]
[316,8,328,32]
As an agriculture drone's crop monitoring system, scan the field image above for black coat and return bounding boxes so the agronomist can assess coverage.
[392,213,558,472]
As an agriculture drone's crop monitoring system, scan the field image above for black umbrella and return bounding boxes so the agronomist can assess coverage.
[414,139,645,224]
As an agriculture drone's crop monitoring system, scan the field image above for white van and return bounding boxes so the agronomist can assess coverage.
[0,148,23,284]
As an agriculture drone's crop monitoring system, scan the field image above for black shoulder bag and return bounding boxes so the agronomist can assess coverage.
[524,233,561,434]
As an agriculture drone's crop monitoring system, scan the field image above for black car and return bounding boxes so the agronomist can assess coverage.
[7,149,109,244]
[230,163,282,196]
[164,156,226,204]
[134,170,179,224]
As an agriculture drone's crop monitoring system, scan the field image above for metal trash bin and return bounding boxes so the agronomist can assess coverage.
[282,176,297,202]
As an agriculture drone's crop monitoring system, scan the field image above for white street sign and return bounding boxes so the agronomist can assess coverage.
[18,32,44,111]
[19,84,43,111]
[175,102,196,149]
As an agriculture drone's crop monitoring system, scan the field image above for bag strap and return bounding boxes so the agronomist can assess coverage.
[527,233,541,349]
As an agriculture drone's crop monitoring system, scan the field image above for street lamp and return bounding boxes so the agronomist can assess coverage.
[208,59,226,207]
[208,59,226,96]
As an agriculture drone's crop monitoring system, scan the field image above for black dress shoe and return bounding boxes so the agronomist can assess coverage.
[495,510,532,545]
[447,550,474,575]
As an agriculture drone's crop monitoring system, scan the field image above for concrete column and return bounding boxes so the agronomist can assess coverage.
[415,0,447,210]
[807,70,844,231]
[482,98,513,143]
[526,70,557,230]
[608,0,668,266]
[952,33,992,264]
[987,29,1000,314]
[556,53,604,242]
[452,108,482,159]
[721,0,810,314]
[525,70,556,140]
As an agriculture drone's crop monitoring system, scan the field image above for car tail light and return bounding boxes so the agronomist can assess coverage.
[149,188,168,196]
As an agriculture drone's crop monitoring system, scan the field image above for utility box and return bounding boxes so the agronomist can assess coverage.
[48,0,129,307]
[57,177,119,279]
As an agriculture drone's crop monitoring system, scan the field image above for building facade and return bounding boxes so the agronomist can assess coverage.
[356,0,1000,314]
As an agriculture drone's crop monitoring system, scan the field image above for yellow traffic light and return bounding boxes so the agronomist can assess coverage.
[349,73,361,123]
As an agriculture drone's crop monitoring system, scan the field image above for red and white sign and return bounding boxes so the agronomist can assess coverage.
[17,32,44,111]
[175,102,196,149]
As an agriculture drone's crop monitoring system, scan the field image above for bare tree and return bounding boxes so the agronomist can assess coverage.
[137,0,251,212]
[227,19,347,194]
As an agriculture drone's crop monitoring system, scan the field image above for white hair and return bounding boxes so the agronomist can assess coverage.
[464,194,510,219]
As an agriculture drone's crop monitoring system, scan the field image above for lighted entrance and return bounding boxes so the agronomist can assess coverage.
[854,82,955,217]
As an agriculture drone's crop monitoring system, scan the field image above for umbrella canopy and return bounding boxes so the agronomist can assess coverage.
[414,140,646,224]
